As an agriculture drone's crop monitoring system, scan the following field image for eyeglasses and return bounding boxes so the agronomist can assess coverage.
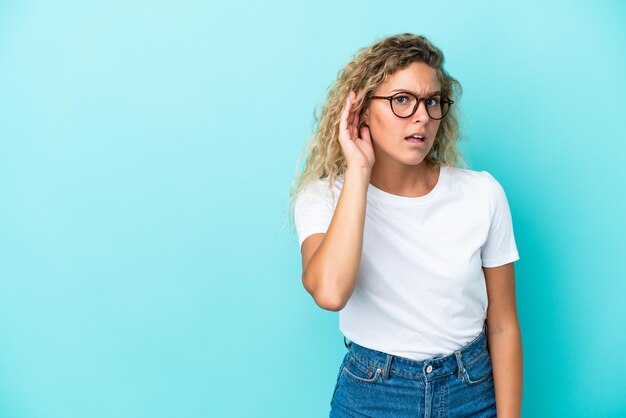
[370,92,454,120]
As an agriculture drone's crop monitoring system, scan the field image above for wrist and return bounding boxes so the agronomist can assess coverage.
[345,166,372,178]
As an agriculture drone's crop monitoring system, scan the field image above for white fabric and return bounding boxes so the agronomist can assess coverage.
[293,165,520,360]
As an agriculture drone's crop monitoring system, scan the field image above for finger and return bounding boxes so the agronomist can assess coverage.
[349,106,361,138]
[348,97,358,140]
[344,90,361,140]
[347,104,358,139]
[347,110,356,139]
[351,93,365,138]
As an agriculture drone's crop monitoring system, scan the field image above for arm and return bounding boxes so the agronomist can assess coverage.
[484,262,523,418]
[301,167,370,311]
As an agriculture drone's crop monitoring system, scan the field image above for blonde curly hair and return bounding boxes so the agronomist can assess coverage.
[287,33,466,234]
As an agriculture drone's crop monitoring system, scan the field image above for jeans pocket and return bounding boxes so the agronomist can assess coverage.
[342,355,382,385]
[461,350,493,386]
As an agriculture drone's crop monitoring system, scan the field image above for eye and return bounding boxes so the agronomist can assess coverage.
[426,97,441,106]
[393,94,411,105]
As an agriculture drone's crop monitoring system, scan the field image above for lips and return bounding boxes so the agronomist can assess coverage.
[405,132,426,140]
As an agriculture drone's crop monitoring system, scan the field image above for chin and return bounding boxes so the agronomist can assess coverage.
[402,157,428,166]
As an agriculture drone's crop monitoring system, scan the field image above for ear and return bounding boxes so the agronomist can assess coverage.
[359,108,369,125]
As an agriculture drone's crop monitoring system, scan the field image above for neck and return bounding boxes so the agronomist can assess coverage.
[369,160,440,198]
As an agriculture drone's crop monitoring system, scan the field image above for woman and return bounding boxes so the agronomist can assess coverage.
[289,33,523,418]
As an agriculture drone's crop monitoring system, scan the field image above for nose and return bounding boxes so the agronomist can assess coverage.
[412,99,430,123]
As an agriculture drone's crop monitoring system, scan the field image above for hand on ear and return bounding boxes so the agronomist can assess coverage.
[358,113,372,144]
[359,110,369,128]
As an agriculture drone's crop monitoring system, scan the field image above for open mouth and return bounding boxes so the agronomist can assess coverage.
[405,134,426,144]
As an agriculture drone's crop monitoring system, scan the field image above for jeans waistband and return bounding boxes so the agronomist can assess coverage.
[344,323,489,381]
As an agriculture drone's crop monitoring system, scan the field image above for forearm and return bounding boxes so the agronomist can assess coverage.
[487,324,523,418]
[304,168,370,311]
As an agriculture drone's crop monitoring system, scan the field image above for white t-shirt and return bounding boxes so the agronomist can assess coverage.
[293,165,520,360]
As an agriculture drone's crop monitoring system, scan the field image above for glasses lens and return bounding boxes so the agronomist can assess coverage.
[390,93,418,117]
[426,98,446,120]
[391,93,450,119]
[431,98,450,120]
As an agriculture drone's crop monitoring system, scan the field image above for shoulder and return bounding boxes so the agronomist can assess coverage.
[298,175,342,195]
[444,166,509,212]
[445,165,501,192]
[294,176,343,206]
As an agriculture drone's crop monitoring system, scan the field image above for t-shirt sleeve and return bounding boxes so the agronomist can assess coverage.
[293,180,336,249]
[480,172,520,268]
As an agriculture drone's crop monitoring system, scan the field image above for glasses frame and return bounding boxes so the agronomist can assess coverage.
[370,91,454,120]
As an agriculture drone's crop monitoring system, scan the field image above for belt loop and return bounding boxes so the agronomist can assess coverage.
[454,351,465,379]
[344,336,351,349]
[382,354,393,380]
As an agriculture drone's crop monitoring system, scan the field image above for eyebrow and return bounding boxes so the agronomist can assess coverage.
[390,89,442,96]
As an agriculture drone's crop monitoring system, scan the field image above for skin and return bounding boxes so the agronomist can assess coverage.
[484,263,524,418]
[346,62,523,416]
[360,61,442,197]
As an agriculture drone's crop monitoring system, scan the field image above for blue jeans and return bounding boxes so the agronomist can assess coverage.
[329,323,496,417]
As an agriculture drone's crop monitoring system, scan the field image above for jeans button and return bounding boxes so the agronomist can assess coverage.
[426,365,433,373]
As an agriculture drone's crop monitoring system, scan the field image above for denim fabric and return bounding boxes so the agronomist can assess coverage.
[329,324,496,417]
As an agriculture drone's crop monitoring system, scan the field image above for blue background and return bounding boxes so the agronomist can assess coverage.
[1,1,625,417]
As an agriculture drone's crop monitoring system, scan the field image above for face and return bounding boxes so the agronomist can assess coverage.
[362,62,442,168]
